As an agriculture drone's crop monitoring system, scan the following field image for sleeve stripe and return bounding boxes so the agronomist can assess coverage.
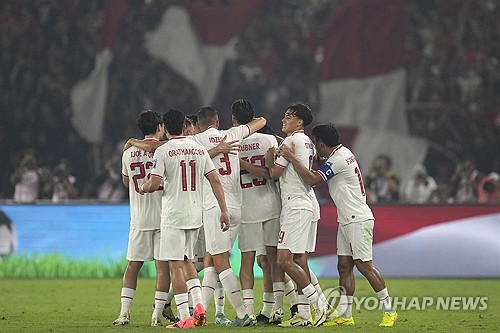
[205,169,216,176]
[317,170,328,182]
[275,162,286,169]
[245,124,251,137]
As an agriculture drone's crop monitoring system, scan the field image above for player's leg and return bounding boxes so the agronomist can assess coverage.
[151,260,170,326]
[203,207,251,326]
[113,228,146,325]
[351,220,396,326]
[256,252,274,323]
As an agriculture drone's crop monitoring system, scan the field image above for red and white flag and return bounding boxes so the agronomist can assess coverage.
[70,0,126,144]
[145,0,260,105]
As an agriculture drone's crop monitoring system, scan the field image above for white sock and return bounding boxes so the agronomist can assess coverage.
[273,282,285,310]
[302,284,319,310]
[297,294,311,320]
[242,289,254,316]
[377,288,393,312]
[309,269,327,308]
[120,288,135,313]
[284,279,298,306]
[166,284,175,305]
[219,268,246,319]
[214,280,225,315]
[175,293,190,321]
[201,266,218,311]
[154,291,169,317]
[186,278,202,306]
[261,292,274,317]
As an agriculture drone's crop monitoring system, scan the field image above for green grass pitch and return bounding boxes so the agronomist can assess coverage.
[0,278,499,332]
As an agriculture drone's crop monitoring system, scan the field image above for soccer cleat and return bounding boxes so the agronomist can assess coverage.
[269,308,284,325]
[324,316,354,326]
[151,316,162,327]
[326,304,339,321]
[277,313,312,327]
[289,304,298,318]
[229,314,254,327]
[112,312,130,325]
[215,312,231,326]
[166,317,195,329]
[249,314,257,326]
[255,312,270,324]
[192,303,206,326]
[379,311,398,327]
[162,304,178,323]
[312,304,330,327]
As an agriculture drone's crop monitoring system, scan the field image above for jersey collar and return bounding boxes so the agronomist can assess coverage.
[328,144,343,158]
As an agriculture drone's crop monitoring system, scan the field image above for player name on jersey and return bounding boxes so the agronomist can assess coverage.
[168,148,206,157]
[130,150,154,158]
[240,142,260,151]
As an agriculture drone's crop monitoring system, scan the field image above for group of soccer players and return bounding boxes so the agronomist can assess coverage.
[113,99,398,329]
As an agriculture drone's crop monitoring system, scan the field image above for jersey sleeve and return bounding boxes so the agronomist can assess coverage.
[227,124,251,141]
[203,149,216,175]
[275,136,293,168]
[121,150,129,177]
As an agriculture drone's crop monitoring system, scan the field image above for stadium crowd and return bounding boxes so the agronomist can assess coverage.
[1,0,499,203]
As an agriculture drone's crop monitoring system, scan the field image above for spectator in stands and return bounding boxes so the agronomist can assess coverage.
[450,158,479,203]
[10,151,39,203]
[51,160,78,203]
[477,172,499,203]
[402,165,438,204]
[365,155,400,203]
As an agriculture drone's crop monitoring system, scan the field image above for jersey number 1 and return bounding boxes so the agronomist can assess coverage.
[180,160,196,191]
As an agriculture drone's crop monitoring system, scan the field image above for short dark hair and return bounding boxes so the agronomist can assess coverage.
[163,108,185,136]
[185,114,198,126]
[286,102,313,127]
[231,99,255,125]
[137,110,162,136]
[197,106,218,128]
[312,123,340,147]
[257,124,276,135]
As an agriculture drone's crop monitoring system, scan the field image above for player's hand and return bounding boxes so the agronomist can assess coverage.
[217,135,240,155]
[220,211,230,232]
[139,182,147,195]
[277,143,295,160]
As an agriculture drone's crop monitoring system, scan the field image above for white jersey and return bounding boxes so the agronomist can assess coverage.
[275,130,315,211]
[192,125,250,210]
[239,133,281,223]
[122,138,162,231]
[150,136,215,229]
[317,144,374,225]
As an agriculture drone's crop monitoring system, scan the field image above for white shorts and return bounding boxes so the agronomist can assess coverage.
[159,226,200,261]
[263,217,280,247]
[192,224,206,269]
[277,207,313,254]
[306,220,318,253]
[204,206,241,255]
[126,229,161,261]
[239,223,264,253]
[337,220,374,261]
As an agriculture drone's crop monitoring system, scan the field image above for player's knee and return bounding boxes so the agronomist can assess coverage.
[337,261,352,275]
[257,255,268,270]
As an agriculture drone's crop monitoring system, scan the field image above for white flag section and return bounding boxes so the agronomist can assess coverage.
[145,6,236,105]
[70,49,113,144]
[311,213,500,277]
[318,69,407,133]
[352,127,429,186]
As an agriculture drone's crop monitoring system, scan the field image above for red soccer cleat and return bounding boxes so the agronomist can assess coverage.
[192,303,206,326]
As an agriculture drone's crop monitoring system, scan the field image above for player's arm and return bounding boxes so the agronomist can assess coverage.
[278,144,324,186]
[122,175,129,188]
[123,138,165,152]
[208,135,240,158]
[267,146,285,180]
[205,170,231,232]
[139,174,162,193]
[246,117,267,136]
[240,159,272,179]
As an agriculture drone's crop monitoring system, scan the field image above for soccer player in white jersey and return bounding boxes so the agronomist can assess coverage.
[113,110,170,327]
[278,123,397,327]
[191,106,266,327]
[139,109,230,329]
[267,103,334,327]
[231,99,282,323]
